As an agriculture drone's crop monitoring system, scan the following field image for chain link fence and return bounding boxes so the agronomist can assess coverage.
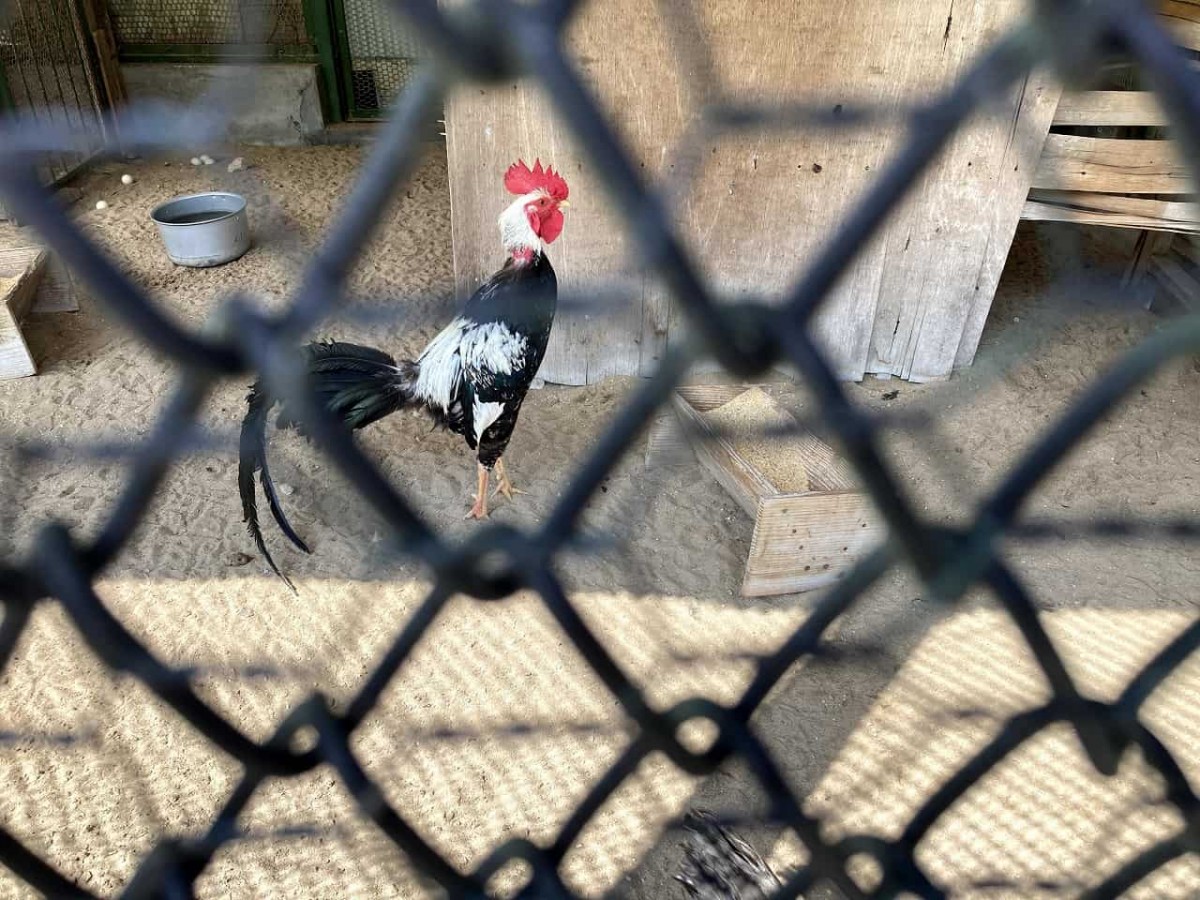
[1,0,1199,896]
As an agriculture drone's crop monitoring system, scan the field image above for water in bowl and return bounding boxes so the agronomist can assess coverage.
[161,209,231,225]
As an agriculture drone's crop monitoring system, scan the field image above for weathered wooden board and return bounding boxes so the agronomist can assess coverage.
[866,6,1063,381]
[1052,91,1168,128]
[445,0,1058,385]
[443,0,680,386]
[1032,135,1194,195]
[0,229,81,313]
[743,492,883,597]
[31,253,80,314]
[1161,0,1200,50]
[76,0,126,150]
[0,248,48,379]
[1022,190,1200,232]
[952,71,1064,372]
[645,414,694,468]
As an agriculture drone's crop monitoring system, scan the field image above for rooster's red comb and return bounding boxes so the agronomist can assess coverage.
[504,158,569,202]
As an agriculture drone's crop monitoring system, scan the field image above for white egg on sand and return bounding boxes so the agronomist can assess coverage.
[95,200,109,211]
[121,174,134,185]
[190,157,201,166]
[201,155,214,166]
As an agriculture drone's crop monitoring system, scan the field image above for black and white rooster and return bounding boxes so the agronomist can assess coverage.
[239,159,569,586]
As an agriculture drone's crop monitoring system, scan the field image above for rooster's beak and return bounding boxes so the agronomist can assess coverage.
[558,200,571,209]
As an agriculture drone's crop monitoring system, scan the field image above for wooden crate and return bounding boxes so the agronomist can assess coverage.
[671,386,884,597]
[1022,3,1200,235]
[1016,2,1200,314]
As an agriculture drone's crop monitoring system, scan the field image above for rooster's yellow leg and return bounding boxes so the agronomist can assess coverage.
[465,463,489,520]
[492,457,527,500]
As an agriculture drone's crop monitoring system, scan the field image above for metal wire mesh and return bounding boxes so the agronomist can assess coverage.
[0,0,1198,897]
[343,0,426,114]
[106,0,309,47]
[0,0,104,186]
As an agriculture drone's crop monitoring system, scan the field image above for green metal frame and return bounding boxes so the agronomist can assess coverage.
[116,42,320,63]
[323,0,423,121]
[302,0,347,123]
[326,0,372,120]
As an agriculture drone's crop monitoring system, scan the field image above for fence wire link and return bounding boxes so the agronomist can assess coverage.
[1,0,1200,897]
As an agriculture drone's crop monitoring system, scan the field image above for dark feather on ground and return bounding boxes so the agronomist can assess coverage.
[676,809,784,900]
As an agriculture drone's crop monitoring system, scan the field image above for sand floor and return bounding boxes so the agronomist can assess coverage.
[0,146,1197,898]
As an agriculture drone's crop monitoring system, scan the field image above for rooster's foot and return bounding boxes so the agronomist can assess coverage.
[466,464,490,520]
[492,458,527,501]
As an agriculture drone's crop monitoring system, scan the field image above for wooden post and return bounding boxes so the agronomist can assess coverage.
[0,60,11,222]
[1124,229,1175,288]
[0,59,15,112]
[76,0,128,144]
[302,0,348,123]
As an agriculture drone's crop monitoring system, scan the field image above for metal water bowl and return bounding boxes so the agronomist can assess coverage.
[150,192,250,268]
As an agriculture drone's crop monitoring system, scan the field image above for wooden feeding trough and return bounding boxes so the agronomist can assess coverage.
[669,385,884,597]
[0,247,48,380]
[0,233,79,380]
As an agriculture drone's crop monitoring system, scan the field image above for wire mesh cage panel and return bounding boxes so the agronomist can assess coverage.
[106,0,310,48]
[0,0,105,190]
[340,0,425,117]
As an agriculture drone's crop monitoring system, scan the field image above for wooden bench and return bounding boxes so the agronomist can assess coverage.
[1020,0,1200,311]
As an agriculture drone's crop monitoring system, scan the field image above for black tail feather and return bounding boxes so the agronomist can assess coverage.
[239,381,298,592]
[277,341,413,433]
[259,443,311,555]
[237,340,415,589]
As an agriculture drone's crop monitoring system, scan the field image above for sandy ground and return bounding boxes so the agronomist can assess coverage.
[0,146,1196,898]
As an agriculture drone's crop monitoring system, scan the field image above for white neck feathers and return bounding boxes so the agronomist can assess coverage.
[498,192,544,256]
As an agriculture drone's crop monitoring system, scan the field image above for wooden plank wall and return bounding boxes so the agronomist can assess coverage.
[1032,135,1191,195]
[444,0,1059,384]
